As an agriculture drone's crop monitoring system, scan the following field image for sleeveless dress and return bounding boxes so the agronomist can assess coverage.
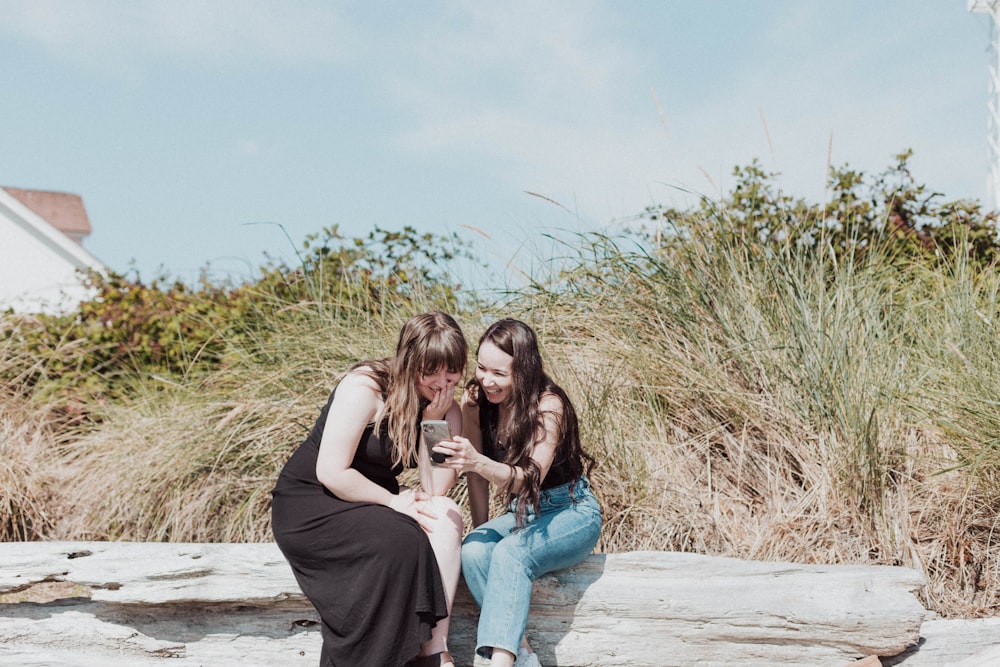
[271,388,448,667]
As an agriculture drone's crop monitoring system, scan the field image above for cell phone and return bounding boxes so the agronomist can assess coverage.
[420,420,452,465]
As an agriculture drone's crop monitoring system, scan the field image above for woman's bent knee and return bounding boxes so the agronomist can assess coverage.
[426,496,463,533]
[422,497,463,558]
[490,536,533,569]
[427,495,461,514]
[461,535,486,554]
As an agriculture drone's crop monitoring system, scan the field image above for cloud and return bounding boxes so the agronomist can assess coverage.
[236,140,261,156]
[0,0,358,72]
[380,2,667,220]
[409,1,631,105]
[382,0,988,230]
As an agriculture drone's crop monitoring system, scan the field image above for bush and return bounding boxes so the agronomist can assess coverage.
[641,150,1000,269]
[0,224,473,404]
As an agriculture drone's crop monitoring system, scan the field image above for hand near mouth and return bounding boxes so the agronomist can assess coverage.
[423,380,456,421]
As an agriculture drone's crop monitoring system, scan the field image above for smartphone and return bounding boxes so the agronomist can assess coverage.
[420,420,452,465]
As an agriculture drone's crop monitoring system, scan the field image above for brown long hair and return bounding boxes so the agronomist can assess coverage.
[473,318,594,525]
[355,312,467,467]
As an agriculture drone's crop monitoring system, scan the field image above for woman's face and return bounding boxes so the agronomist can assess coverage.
[475,341,514,405]
[417,366,462,402]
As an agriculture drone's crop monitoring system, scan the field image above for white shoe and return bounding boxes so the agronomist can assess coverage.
[515,648,542,667]
[472,653,492,667]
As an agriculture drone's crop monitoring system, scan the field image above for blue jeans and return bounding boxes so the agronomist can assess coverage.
[461,477,602,656]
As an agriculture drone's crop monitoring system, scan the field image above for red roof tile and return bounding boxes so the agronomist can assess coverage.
[2,187,92,241]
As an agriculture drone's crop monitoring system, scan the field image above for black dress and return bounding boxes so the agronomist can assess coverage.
[271,388,447,667]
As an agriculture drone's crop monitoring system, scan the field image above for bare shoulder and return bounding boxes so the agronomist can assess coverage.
[539,391,566,415]
[336,369,382,404]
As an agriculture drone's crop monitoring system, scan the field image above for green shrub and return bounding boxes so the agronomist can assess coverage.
[1,224,473,404]
[642,150,1000,269]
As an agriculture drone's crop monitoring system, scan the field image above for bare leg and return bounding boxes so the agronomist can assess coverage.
[490,648,516,667]
[418,496,464,663]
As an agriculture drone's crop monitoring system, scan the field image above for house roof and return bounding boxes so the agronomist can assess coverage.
[0,186,105,312]
[0,186,104,272]
[1,187,92,239]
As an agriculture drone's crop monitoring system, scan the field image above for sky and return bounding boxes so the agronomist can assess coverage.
[1,1,996,290]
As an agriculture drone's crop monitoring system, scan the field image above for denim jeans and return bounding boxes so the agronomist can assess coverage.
[461,477,602,656]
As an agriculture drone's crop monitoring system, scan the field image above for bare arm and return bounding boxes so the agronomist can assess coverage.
[460,389,490,527]
[314,371,398,505]
[442,392,563,498]
[418,397,461,497]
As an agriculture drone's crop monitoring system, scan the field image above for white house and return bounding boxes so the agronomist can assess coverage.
[0,187,106,313]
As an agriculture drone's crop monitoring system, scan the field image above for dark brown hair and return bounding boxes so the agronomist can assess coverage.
[473,318,594,525]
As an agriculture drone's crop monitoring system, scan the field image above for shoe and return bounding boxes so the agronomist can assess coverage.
[515,647,542,667]
[472,653,492,667]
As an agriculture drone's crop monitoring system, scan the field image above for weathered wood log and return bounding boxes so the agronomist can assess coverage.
[0,542,932,666]
[883,617,1000,667]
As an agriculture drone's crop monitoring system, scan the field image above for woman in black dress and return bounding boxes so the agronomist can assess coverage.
[271,312,468,667]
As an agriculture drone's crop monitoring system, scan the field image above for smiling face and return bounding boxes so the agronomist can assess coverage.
[417,366,462,402]
[475,341,514,405]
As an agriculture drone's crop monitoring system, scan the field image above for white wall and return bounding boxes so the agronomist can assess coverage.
[0,192,105,314]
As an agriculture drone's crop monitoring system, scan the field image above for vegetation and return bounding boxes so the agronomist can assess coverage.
[3,153,1000,618]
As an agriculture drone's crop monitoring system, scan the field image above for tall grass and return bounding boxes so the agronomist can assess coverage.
[506,223,999,617]
[47,291,454,542]
[901,250,1000,612]
[3,221,1000,617]
[0,393,56,541]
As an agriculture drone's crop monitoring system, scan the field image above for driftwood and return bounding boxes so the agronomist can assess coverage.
[883,617,1000,667]
[0,541,943,666]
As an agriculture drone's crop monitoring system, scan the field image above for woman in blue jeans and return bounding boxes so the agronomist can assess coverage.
[431,319,602,667]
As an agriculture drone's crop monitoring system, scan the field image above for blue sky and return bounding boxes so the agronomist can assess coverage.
[0,1,994,288]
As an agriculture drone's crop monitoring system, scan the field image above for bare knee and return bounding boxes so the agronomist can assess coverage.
[423,496,463,547]
[427,496,463,531]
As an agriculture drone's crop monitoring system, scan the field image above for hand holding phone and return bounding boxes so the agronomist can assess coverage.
[420,420,452,466]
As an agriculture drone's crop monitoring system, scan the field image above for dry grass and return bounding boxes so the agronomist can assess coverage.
[0,393,57,541]
[514,231,1000,618]
[4,229,1000,620]
[535,325,1000,617]
[49,390,311,542]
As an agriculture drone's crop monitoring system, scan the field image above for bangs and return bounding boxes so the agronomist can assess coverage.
[417,333,467,375]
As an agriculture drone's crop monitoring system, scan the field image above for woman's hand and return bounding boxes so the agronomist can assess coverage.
[460,384,479,409]
[388,488,440,533]
[431,435,482,475]
[422,378,458,422]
